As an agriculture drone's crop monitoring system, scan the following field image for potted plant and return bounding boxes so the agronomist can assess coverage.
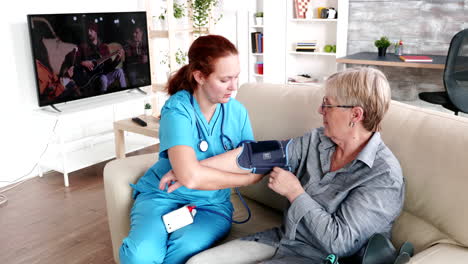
[189,0,222,34]
[158,48,187,81]
[255,12,263,25]
[144,103,152,116]
[374,36,391,56]
[156,2,186,30]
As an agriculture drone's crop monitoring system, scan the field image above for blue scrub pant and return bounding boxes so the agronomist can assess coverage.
[119,196,232,264]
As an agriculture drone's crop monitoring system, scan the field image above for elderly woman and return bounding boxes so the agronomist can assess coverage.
[161,67,405,264]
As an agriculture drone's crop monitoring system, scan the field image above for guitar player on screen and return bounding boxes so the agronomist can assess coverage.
[75,22,127,95]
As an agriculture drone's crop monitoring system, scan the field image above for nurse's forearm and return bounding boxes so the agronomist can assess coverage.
[168,146,263,190]
[187,165,263,190]
[190,147,265,189]
[199,147,252,174]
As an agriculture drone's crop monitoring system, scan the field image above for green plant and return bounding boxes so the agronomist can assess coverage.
[160,49,188,67]
[158,2,186,20]
[255,12,263,17]
[173,3,185,19]
[374,36,391,49]
[144,103,152,110]
[175,48,188,66]
[189,0,222,33]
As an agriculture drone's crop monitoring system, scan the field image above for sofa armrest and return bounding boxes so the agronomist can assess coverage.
[103,153,158,263]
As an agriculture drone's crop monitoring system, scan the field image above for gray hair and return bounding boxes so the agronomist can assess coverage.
[326,67,391,132]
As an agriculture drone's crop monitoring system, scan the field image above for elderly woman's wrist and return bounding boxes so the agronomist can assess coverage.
[287,189,305,203]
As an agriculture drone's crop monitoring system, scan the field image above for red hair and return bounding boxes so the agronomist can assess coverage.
[166,35,238,95]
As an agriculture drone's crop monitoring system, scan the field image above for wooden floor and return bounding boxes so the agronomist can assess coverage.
[0,146,158,264]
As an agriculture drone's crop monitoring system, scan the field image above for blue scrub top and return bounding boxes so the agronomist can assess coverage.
[132,90,254,206]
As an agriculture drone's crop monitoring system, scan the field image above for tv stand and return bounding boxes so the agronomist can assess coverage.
[133,87,147,95]
[36,91,156,187]
[50,104,62,113]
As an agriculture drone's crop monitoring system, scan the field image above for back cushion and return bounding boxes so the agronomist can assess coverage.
[381,101,468,252]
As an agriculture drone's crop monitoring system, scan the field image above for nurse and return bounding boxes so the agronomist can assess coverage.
[119,35,264,264]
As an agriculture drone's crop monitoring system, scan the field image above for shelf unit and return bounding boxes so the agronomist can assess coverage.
[145,0,213,114]
[40,134,156,186]
[36,91,156,187]
[248,9,264,83]
[285,0,348,85]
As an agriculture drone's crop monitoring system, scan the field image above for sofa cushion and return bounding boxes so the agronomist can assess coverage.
[236,83,324,141]
[225,192,282,241]
[380,101,468,252]
[410,244,468,264]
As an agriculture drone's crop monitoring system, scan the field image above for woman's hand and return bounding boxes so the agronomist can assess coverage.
[159,170,183,193]
[268,167,305,203]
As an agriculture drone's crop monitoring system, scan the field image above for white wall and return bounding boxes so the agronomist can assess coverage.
[0,0,242,188]
[0,0,142,188]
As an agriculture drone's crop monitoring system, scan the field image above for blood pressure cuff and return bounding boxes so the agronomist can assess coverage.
[237,140,292,174]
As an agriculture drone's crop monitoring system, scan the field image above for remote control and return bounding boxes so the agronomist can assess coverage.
[132,117,147,127]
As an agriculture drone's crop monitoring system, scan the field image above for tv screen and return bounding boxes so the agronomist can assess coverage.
[27,11,151,107]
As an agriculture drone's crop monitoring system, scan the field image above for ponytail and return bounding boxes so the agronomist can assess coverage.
[166,64,197,95]
[165,35,238,96]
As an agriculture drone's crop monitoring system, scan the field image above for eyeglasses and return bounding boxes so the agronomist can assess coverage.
[321,97,355,111]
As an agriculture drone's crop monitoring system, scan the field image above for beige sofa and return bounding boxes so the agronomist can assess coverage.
[104,82,468,263]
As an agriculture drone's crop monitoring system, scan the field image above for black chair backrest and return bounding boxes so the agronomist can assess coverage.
[444,28,468,113]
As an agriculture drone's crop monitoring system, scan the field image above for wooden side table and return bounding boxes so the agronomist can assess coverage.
[113,115,160,159]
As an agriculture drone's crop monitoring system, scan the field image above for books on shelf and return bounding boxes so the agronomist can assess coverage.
[296,48,316,52]
[399,55,433,62]
[295,41,316,52]
[251,32,263,53]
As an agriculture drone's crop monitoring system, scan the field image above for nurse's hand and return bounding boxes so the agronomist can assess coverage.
[268,167,304,203]
[250,173,265,185]
[159,170,183,193]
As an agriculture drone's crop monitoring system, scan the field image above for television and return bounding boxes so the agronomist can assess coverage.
[27,11,151,107]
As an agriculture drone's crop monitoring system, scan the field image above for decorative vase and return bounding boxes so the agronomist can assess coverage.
[255,17,263,26]
[157,19,167,30]
[145,109,152,116]
[378,47,387,56]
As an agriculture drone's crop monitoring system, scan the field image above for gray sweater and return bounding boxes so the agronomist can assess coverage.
[242,128,405,263]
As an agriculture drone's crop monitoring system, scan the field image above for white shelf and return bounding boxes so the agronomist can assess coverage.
[35,90,157,186]
[252,74,264,77]
[39,134,157,175]
[251,25,264,28]
[290,18,337,22]
[284,0,348,85]
[251,53,264,56]
[288,51,337,57]
[36,89,151,117]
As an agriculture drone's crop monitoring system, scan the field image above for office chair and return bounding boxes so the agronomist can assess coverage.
[418,28,468,115]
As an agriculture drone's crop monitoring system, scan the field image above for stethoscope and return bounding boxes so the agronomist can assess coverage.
[190,94,234,152]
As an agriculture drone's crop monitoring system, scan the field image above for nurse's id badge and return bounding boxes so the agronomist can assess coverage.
[162,205,197,233]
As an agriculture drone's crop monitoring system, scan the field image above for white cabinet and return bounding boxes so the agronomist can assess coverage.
[285,0,349,85]
[247,0,264,83]
[36,92,157,187]
[247,15,264,83]
[247,0,287,84]
[244,0,348,86]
